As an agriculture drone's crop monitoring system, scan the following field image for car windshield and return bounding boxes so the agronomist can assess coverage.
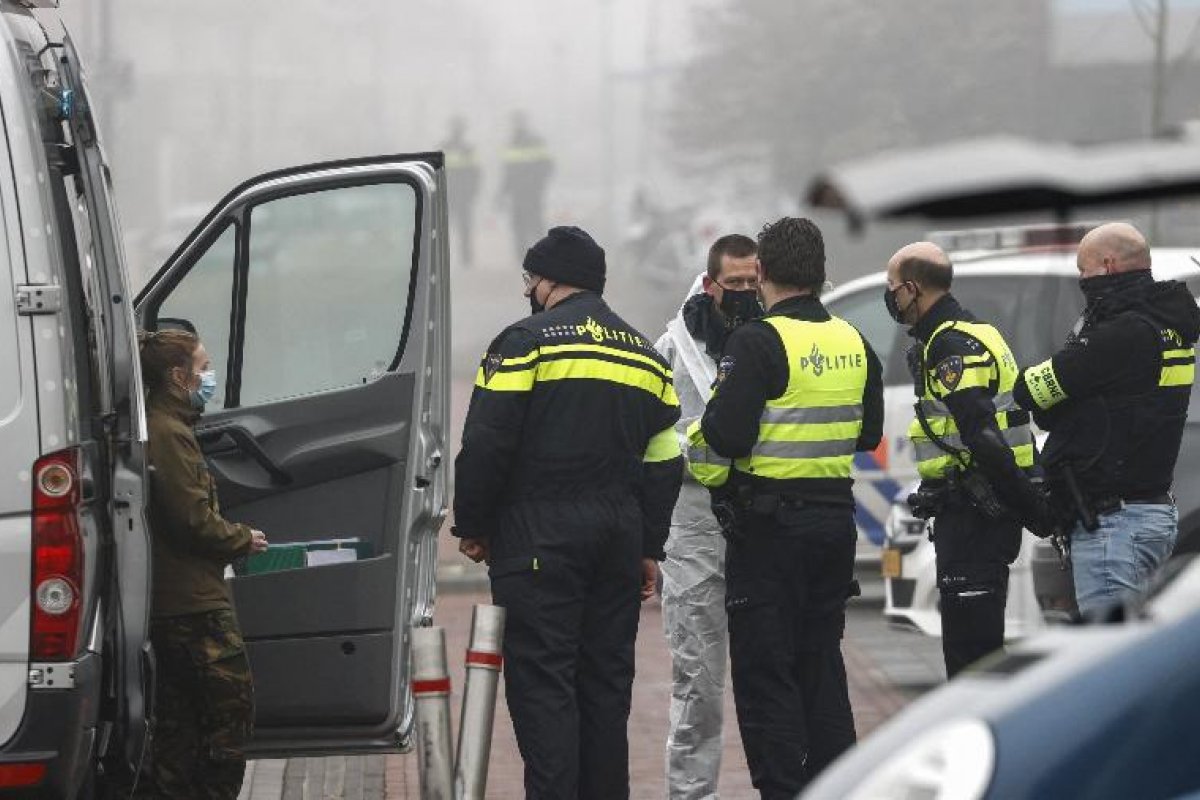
[878,274,1082,384]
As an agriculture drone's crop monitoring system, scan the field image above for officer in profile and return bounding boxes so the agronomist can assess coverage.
[687,217,883,796]
[1014,222,1200,615]
[453,226,683,799]
[885,241,1052,678]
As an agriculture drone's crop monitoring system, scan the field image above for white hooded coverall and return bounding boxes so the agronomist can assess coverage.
[654,275,728,800]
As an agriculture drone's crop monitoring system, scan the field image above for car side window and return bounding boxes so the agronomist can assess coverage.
[825,286,900,383]
[156,223,236,410]
[238,182,418,406]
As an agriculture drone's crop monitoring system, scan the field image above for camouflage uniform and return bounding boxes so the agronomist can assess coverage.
[138,392,257,798]
[142,609,254,799]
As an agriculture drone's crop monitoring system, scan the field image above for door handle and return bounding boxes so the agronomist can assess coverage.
[196,423,292,486]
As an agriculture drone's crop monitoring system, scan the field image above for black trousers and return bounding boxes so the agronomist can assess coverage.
[725,504,858,800]
[931,500,1019,679]
[489,494,642,800]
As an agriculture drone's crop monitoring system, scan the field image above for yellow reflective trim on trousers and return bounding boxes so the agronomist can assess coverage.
[475,365,535,392]
[1161,364,1196,387]
[758,420,863,442]
[644,425,682,463]
[536,357,670,399]
[539,343,671,379]
[1022,358,1067,410]
[1164,347,1193,359]
[685,420,730,487]
[733,454,854,480]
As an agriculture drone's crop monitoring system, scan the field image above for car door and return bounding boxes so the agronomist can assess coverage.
[135,154,450,756]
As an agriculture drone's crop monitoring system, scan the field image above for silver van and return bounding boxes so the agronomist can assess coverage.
[0,3,449,796]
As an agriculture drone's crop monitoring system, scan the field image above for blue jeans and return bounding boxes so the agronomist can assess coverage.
[1070,503,1178,616]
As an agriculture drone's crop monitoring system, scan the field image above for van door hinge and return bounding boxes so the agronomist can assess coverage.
[16,284,62,315]
[29,662,75,689]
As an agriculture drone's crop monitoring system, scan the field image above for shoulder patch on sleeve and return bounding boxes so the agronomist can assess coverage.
[483,352,503,384]
[716,355,735,385]
[935,355,964,391]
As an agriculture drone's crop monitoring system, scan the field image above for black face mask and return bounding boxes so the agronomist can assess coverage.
[528,280,548,315]
[884,284,910,323]
[718,288,763,328]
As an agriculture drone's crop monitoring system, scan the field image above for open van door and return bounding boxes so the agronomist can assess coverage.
[134,154,450,755]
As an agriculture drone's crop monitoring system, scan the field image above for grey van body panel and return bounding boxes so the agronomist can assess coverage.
[0,9,65,750]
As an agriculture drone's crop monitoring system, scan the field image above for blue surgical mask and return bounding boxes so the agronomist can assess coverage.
[191,369,217,409]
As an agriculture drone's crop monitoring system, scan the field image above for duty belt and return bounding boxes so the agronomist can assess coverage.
[1090,492,1174,517]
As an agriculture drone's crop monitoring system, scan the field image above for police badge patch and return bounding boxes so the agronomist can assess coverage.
[483,353,503,384]
[935,355,964,391]
[716,355,736,385]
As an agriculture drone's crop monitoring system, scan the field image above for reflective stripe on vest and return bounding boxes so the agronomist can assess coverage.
[732,315,867,481]
[907,319,1034,480]
[686,420,730,488]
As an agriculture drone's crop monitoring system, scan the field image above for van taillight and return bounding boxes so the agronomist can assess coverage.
[31,448,84,661]
[0,762,47,787]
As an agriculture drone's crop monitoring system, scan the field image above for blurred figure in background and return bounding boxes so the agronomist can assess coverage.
[442,116,482,268]
[654,234,760,799]
[498,111,554,258]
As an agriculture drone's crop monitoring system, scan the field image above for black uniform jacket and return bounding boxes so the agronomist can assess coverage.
[454,292,683,559]
[1013,272,1200,499]
[909,294,1043,523]
[700,294,883,504]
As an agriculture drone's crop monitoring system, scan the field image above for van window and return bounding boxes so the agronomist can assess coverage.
[156,223,237,410]
[238,182,418,405]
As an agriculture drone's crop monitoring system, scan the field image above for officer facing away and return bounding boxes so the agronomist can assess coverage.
[441,115,482,268]
[885,242,1052,678]
[453,226,683,799]
[687,218,883,798]
[497,111,555,258]
[1014,222,1200,616]
[653,234,760,799]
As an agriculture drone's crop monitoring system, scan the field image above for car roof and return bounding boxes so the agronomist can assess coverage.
[825,246,1200,301]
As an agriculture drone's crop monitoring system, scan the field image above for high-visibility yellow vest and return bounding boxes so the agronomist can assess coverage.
[908,320,1035,480]
[686,315,867,488]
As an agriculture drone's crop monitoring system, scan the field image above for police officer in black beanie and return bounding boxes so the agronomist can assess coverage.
[454,226,684,799]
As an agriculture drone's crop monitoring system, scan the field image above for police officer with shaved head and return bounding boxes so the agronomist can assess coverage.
[453,226,683,800]
[885,242,1053,679]
[687,218,883,797]
[1014,222,1200,616]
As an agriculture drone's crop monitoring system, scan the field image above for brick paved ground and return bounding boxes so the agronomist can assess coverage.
[249,586,917,800]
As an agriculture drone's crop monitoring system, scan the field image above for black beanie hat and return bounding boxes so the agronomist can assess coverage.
[523,226,606,294]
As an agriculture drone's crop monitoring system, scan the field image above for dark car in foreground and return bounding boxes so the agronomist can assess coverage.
[804,555,1200,800]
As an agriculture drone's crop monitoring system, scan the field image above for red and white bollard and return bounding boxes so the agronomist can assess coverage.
[411,626,454,800]
[454,605,506,800]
